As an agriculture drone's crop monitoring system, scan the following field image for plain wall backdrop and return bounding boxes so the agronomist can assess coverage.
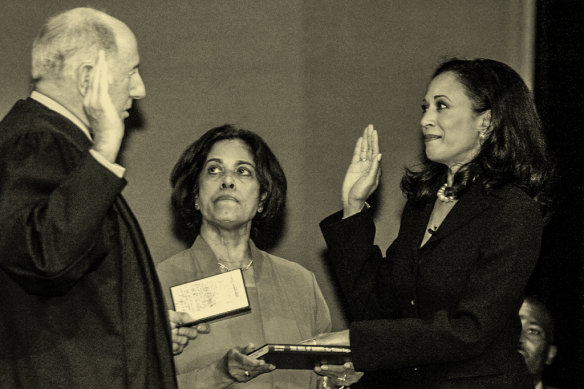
[0,0,535,330]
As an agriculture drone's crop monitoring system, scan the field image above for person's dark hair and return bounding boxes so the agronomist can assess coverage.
[401,58,554,209]
[170,124,287,241]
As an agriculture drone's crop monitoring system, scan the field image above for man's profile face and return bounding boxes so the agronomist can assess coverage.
[106,27,146,119]
[518,301,556,379]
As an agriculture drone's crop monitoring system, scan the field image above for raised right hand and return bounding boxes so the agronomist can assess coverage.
[341,124,382,218]
[83,50,125,163]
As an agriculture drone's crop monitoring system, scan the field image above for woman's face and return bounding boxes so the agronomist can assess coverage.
[197,139,263,231]
[420,71,487,171]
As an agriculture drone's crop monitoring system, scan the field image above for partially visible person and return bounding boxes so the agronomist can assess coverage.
[157,125,336,388]
[311,58,554,388]
[0,7,187,388]
[519,297,558,389]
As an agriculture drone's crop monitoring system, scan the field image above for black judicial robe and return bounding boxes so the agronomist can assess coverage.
[0,98,176,388]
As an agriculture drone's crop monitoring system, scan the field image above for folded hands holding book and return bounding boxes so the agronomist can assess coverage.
[169,310,275,385]
[169,309,362,387]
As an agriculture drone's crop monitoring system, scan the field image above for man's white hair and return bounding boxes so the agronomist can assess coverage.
[32,7,119,83]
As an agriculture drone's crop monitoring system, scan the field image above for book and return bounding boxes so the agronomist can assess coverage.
[247,344,352,370]
[170,269,250,327]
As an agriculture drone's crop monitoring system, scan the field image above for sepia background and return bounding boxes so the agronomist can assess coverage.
[1,1,581,387]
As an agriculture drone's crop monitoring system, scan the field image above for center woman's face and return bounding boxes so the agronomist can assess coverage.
[197,139,262,231]
[420,71,485,171]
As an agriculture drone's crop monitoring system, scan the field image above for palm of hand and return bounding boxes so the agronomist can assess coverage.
[83,50,124,138]
[341,125,381,208]
[342,160,375,205]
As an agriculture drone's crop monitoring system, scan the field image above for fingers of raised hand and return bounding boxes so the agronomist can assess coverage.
[352,125,380,165]
[367,153,382,181]
[93,51,103,100]
[86,51,104,106]
[364,125,374,161]
[351,136,364,164]
[84,50,116,131]
[361,124,376,161]
[97,50,109,98]
[360,130,368,162]
[371,126,380,155]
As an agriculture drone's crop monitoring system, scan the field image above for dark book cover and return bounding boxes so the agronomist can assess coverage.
[247,344,352,370]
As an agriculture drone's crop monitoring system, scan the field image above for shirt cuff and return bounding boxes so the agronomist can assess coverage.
[89,149,126,178]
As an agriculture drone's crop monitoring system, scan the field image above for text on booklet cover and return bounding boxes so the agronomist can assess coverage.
[170,269,250,325]
[248,344,352,370]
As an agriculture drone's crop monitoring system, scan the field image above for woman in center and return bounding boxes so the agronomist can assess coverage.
[156,125,333,388]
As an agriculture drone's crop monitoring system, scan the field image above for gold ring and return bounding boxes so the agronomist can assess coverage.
[244,370,250,378]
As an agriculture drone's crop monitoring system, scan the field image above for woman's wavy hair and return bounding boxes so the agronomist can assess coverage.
[401,58,554,210]
[170,124,287,240]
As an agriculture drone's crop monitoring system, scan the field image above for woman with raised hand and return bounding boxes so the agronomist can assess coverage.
[313,58,554,388]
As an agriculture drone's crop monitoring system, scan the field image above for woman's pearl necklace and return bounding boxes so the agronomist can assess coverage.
[217,259,254,272]
[437,183,456,203]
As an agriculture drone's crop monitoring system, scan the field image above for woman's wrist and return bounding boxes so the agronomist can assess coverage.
[342,201,369,219]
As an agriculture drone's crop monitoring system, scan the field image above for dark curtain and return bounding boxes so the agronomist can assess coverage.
[529,1,584,388]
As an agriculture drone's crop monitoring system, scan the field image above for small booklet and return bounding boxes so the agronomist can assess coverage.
[247,344,352,370]
[170,269,250,327]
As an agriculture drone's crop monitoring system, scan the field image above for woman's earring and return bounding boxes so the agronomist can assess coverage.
[257,204,264,214]
[194,197,200,210]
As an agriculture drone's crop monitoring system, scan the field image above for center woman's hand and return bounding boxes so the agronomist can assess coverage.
[341,124,382,218]
[224,344,276,382]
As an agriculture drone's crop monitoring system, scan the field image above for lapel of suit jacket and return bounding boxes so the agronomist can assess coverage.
[409,200,434,252]
[424,183,492,247]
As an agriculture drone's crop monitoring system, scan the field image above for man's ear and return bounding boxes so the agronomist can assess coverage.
[77,63,93,96]
[546,345,558,365]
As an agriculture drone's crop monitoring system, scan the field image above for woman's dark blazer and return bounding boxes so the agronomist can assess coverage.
[321,183,540,389]
[0,99,176,388]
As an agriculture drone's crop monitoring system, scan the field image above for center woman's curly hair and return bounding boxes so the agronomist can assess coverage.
[170,124,287,241]
[401,58,554,209]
